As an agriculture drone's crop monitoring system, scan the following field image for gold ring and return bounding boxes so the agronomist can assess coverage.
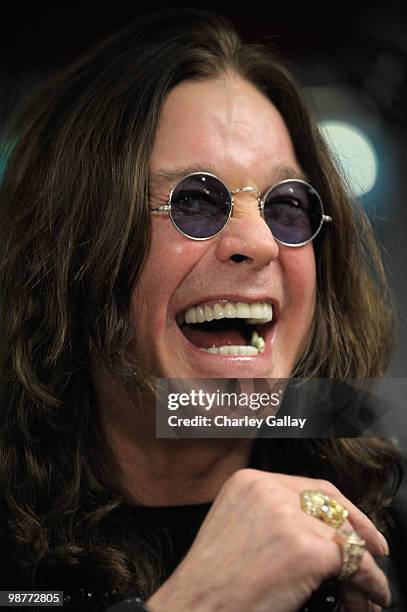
[333,529,366,580]
[300,490,349,529]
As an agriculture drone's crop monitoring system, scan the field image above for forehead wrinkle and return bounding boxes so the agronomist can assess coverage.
[149,163,309,193]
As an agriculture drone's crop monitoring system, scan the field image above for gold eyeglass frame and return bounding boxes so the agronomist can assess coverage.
[149,171,332,247]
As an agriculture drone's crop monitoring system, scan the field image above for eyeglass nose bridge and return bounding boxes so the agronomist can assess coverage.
[230,186,264,216]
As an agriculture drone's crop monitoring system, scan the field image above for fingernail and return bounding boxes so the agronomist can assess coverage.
[385,590,393,609]
[378,532,390,556]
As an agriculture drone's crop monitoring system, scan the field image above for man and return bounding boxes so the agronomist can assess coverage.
[0,9,403,611]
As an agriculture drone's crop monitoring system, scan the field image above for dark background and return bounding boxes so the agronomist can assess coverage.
[1,2,406,375]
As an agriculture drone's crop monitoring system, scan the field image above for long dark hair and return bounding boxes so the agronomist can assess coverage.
[0,8,402,603]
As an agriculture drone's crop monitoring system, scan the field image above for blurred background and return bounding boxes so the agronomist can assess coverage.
[1,2,406,375]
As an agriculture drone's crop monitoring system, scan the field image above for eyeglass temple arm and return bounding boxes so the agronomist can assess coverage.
[149,204,171,213]
[322,214,332,222]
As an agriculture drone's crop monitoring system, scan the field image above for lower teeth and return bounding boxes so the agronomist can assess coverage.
[202,345,259,356]
[199,330,266,356]
[251,331,265,352]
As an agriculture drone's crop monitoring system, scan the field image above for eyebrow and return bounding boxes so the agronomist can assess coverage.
[149,164,309,191]
[150,164,219,189]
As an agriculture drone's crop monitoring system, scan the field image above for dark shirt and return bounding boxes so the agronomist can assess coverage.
[3,500,406,611]
[3,442,407,611]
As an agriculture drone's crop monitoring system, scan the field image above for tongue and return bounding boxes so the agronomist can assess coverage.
[182,323,247,349]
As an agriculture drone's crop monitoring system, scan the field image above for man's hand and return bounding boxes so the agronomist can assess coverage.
[147,469,391,612]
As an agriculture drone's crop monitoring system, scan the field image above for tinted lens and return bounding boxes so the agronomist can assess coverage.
[263,180,323,245]
[170,174,232,239]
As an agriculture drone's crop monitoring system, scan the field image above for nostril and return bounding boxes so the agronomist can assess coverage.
[231,253,250,263]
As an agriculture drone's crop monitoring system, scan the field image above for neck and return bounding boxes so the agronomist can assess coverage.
[96,374,254,506]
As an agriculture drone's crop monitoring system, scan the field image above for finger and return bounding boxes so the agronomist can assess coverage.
[266,493,391,608]
[341,582,373,612]
[337,518,379,558]
[342,587,383,611]
[343,547,391,608]
[267,479,387,559]
[303,517,391,608]
[274,473,389,557]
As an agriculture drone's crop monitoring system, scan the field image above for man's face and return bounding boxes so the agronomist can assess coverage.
[132,73,317,379]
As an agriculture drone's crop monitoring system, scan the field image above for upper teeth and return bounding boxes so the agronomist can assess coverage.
[176,301,273,326]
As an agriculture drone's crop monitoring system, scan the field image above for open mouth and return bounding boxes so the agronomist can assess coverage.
[176,300,275,356]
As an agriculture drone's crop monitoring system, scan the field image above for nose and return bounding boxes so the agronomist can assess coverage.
[214,191,279,270]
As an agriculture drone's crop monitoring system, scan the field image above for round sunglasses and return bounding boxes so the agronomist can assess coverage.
[149,171,332,246]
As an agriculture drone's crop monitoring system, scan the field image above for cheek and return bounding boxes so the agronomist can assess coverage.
[131,221,207,332]
[281,246,317,325]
